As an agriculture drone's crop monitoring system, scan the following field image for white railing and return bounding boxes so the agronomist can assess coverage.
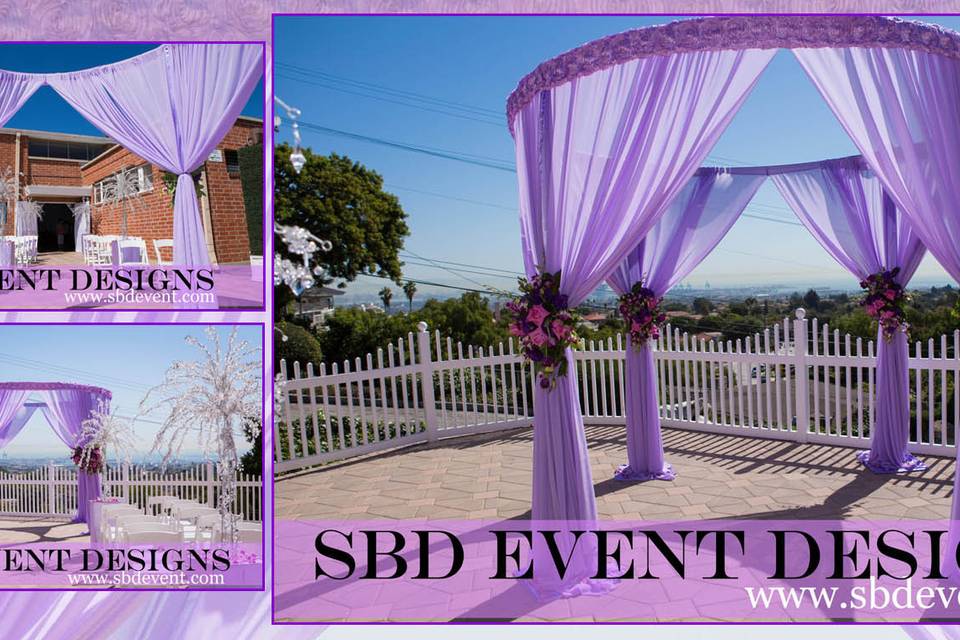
[276,311,960,473]
[0,462,262,521]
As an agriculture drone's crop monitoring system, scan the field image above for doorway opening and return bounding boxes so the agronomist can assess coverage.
[37,203,74,252]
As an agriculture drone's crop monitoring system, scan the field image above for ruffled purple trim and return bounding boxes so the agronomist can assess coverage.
[856,449,926,474]
[0,381,112,399]
[614,462,676,482]
[507,15,960,131]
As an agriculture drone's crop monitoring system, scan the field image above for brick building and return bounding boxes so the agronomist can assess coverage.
[0,116,263,264]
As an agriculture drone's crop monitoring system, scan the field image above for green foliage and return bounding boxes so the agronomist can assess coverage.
[238,144,263,253]
[379,287,393,311]
[274,143,409,285]
[402,280,417,311]
[415,292,508,348]
[161,170,206,205]
[803,289,821,310]
[275,321,324,373]
[317,307,419,367]
[239,416,262,476]
[692,297,714,315]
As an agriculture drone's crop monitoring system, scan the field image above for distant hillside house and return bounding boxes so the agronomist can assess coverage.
[0,116,263,263]
[296,286,346,324]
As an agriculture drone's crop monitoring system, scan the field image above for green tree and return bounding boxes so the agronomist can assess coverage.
[275,321,324,374]
[415,292,508,348]
[379,287,393,312]
[803,289,821,311]
[318,307,419,366]
[402,280,417,312]
[239,417,262,476]
[692,297,714,315]
[274,143,410,287]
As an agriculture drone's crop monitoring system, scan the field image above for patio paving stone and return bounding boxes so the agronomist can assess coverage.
[276,424,954,523]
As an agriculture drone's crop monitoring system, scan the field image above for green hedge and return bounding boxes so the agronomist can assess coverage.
[238,144,263,254]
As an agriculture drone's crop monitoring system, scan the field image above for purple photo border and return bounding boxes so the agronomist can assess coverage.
[0,39,268,314]
[268,7,960,628]
[0,319,267,593]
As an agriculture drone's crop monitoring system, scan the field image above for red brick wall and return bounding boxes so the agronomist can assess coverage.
[0,134,17,236]
[203,119,261,262]
[79,118,261,264]
[26,157,83,187]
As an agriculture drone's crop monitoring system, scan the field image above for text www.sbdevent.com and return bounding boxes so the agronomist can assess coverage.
[745,577,960,610]
[66,571,226,587]
[62,290,217,305]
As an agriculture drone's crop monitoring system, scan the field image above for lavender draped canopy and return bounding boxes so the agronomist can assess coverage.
[0,383,111,523]
[772,157,926,474]
[607,169,766,481]
[508,15,960,537]
[47,44,263,265]
[513,46,775,525]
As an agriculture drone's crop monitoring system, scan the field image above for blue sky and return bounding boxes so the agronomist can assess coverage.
[0,44,264,136]
[274,15,960,301]
[0,324,262,460]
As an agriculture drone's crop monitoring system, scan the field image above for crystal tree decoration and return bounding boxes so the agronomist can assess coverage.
[274,224,332,296]
[99,165,146,238]
[275,95,306,173]
[139,327,261,543]
[76,398,138,482]
[273,96,334,298]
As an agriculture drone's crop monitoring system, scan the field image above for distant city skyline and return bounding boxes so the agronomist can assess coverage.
[275,15,959,303]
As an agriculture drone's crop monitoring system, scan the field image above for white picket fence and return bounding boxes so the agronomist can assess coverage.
[0,462,262,521]
[276,310,960,473]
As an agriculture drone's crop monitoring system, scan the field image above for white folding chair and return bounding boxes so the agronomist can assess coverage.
[100,504,142,541]
[113,513,162,543]
[153,239,174,265]
[146,495,180,517]
[117,238,148,266]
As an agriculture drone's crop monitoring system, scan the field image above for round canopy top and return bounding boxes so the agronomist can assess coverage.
[0,382,112,399]
[506,15,960,130]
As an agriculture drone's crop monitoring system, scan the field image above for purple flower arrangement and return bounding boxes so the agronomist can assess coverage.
[860,267,908,342]
[618,281,667,348]
[72,445,104,474]
[506,271,579,389]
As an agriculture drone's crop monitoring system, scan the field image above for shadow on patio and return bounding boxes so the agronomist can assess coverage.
[275,424,954,522]
[0,517,90,544]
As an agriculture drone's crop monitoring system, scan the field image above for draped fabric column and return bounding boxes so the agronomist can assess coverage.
[70,202,90,255]
[607,169,766,481]
[792,43,960,565]
[772,157,926,473]
[38,388,108,523]
[15,202,40,237]
[512,48,775,526]
[48,43,263,266]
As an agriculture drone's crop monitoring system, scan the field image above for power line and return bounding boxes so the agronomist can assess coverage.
[277,71,504,128]
[298,120,516,172]
[276,63,503,118]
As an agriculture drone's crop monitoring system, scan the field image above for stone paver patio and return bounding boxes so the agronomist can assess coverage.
[275,425,955,521]
[0,517,90,544]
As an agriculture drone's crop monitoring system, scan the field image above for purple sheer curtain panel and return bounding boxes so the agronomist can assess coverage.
[0,72,42,127]
[47,44,263,265]
[794,44,960,553]
[513,48,774,524]
[607,170,766,481]
[772,157,926,475]
[0,389,29,446]
[39,389,105,523]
